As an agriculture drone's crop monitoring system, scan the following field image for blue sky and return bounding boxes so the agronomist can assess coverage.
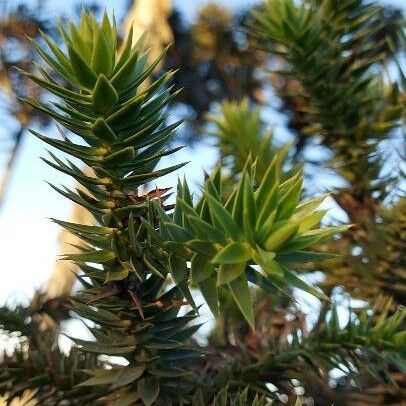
[0,0,404,307]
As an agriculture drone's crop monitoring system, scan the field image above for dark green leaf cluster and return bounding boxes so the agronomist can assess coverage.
[19,12,200,403]
[295,303,406,381]
[193,387,271,406]
[324,197,406,304]
[210,302,406,401]
[178,299,405,404]
[0,304,102,404]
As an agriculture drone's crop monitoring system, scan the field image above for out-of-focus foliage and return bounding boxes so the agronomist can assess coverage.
[252,0,405,160]
[0,301,102,404]
[163,4,265,141]
[0,4,50,204]
[251,0,404,226]
[191,297,405,405]
[0,4,47,121]
[322,197,406,304]
[192,387,272,406]
[207,99,291,181]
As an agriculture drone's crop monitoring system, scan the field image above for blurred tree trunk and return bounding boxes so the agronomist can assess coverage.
[45,0,173,300]
[45,184,93,299]
[0,126,25,210]
[122,0,173,64]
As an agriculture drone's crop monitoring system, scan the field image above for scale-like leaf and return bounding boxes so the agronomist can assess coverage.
[91,29,113,75]
[205,193,242,241]
[228,273,255,329]
[283,268,328,300]
[92,74,119,113]
[263,221,299,251]
[212,242,251,264]
[68,45,97,88]
[217,262,247,286]
[199,275,219,318]
[137,377,160,406]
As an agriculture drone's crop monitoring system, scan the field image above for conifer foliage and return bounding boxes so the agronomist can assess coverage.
[0,5,405,406]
